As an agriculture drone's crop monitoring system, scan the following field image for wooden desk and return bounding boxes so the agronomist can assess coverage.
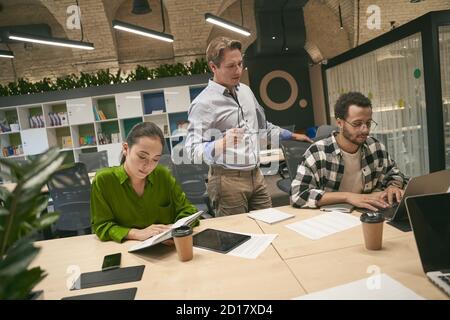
[32,213,305,300]
[30,205,448,300]
[254,206,409,260]
[285,236,448,299]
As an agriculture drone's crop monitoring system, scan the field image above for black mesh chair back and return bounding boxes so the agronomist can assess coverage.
[280,140,311,182]
[158,154,174,173]
[280,124,295,133]
[313,125,338,141]
[171,146,213,218]
[47,162,92,237]
[78,150,108,172]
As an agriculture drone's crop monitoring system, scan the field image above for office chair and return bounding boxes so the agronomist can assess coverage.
[313,124,338,141]
[276,124,296,179]
[277,140,311,194]
[158,154,174,173]
[280,124,295,133]
[78,150,109,172]
[171,145,214,219]
[47,162,92,238]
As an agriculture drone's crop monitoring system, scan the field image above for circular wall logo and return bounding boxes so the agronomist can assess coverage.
[259,70,300,111]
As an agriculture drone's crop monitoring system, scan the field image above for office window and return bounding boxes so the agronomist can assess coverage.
[439,25,450,169]
[326,33,429,177]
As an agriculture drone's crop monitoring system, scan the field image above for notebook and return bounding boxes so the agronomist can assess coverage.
[247,208,294,224]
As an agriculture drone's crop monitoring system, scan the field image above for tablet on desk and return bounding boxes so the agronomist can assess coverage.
[193,228,251,254]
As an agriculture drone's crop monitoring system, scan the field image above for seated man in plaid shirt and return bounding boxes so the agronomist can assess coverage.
[291,92,408,211]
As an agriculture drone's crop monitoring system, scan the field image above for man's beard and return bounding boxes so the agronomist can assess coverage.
[342,126,368,146]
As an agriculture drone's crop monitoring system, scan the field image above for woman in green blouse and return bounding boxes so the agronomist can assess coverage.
[90,122,198,243]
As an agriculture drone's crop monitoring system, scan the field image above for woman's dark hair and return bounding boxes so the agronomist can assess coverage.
[120,122,165,164]
[334,92,372,120]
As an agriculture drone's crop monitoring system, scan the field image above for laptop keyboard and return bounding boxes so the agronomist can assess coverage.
[438,275,450,285]
[367,202,399,219]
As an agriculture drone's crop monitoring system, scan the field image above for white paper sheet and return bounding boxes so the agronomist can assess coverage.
[286,211,361,240]
[227,233,278,259]
[293,273,425,300]
[128,211,203,252]
[248,208,295,224]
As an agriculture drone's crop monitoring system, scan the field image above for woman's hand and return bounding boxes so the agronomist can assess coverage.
[127,224,172,241]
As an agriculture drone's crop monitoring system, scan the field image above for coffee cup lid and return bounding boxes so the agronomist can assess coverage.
[360,212,385,223]
[172,225,193,237]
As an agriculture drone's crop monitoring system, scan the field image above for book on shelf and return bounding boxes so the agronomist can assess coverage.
[93,106,100,121]
[61,136,73,149]
[98,110,107,120]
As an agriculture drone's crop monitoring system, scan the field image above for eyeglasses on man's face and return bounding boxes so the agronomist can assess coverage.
[341,119,378,130]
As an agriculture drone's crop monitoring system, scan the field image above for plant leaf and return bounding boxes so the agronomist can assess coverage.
[33,212,59,230]
[0,267,45,300]
[0,186,11,202]
[22,151,65,190]
[0,239,40,277]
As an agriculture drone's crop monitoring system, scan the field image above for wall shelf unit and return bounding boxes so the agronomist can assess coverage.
[0,74,209,182]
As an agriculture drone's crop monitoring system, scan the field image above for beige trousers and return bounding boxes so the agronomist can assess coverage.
[207,166,272,217]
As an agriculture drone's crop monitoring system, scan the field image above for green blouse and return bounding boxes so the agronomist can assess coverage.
[90,164,198,243]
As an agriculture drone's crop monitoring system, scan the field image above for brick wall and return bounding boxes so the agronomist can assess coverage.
[1,0,449,86]
[358,0,450,45]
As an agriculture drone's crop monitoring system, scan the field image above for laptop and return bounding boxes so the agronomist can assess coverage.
[405,192,450,297]
[365,169,450,232]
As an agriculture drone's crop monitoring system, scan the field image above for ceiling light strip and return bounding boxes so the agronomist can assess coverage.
[204,13,251,37]
[112,20,174,43]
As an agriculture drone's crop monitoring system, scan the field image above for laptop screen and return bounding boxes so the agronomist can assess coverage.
[406,193,450,273]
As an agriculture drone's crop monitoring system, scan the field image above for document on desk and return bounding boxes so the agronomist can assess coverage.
[227,233,277,259]
[248,208,295,224]
[286,211,361,240]
[293,273,424,300]
[128,211,203,252]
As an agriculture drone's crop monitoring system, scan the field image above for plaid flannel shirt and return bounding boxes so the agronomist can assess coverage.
[290,132,409,208]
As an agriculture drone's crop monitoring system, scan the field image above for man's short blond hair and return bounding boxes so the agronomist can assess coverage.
[206,36,242,67]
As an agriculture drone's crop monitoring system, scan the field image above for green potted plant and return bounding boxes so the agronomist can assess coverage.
[0,148,65,299]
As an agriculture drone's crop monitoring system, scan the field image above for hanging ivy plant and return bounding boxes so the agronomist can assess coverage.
[0,58,209,97]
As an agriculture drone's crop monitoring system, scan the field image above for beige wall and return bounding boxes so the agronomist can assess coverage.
[357,0,450,45]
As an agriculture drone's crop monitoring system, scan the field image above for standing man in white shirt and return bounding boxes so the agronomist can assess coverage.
[185,36,312,216]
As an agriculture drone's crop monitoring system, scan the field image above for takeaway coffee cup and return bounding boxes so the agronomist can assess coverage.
[360,212,385,250]
[172,225,194,262]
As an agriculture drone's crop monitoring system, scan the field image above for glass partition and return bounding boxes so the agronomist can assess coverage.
[439,25,450,169]
[326,33,429,177]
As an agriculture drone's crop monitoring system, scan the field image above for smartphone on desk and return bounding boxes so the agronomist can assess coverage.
[102,253,121,271]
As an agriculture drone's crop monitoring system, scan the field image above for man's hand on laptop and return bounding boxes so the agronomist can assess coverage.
[379,186,404,205]
[346,193,389,211]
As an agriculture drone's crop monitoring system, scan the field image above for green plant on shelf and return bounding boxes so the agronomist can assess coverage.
[0,148,65,299]
[0,59,209,97]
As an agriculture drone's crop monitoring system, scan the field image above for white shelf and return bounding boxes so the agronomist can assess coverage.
[1,154,25,159]
[0,82,207,168]
[95,118,118,123]
[0,131,20,136]
[74,145,97,150]
[46,125,70,129]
